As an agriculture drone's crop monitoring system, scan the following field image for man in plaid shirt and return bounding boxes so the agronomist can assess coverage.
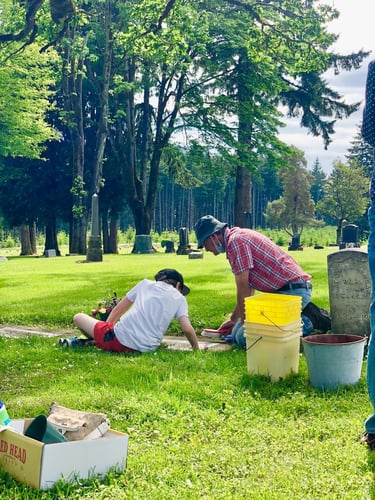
[194,215,313,345]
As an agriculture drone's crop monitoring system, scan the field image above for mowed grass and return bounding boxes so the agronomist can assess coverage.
[1,245,375,499]
[0,245,333,330]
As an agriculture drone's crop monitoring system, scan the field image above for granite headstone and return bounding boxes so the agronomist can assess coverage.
[328,249,370,337]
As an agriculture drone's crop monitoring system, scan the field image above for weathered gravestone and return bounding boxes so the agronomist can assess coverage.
[44,249,56,258]
[328,249,370,337]
[176,227,191,255]
[161,240,175,253]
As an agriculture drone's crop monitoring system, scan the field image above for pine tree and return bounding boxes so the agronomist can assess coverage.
[346,125,375,177]
[310,158,327,221]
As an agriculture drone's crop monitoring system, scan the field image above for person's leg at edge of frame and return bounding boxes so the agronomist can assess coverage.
[364,202,375,446]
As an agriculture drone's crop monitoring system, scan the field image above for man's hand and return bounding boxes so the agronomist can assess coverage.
[218,319,235,332]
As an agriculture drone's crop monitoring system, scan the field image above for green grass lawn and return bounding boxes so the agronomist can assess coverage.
[0,245,334,330]
[1,246,375,499]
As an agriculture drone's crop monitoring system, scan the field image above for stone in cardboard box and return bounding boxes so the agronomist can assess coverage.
[0,419,128,489]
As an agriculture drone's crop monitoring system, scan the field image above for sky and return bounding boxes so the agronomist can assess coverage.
[278,0,375,173]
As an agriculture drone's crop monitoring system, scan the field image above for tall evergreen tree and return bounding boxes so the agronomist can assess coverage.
[310,158,327,209]
[347,125,375,177]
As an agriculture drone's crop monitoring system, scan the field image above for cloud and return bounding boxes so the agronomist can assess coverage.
[279,1,374,173]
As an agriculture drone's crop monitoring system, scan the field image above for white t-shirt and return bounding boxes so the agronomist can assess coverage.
[114,279,189,352]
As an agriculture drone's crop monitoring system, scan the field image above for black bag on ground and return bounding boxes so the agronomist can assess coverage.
[302,301,331,332]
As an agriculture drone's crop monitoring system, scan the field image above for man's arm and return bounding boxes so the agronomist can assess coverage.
[178,315,200,350]
[231,270,254,323]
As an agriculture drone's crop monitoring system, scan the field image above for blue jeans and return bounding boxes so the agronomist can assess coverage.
[365,203,375,433]
[277,287,313,337]
[230,286,313,348]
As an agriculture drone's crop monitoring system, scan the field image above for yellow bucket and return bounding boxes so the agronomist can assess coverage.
[245,293,301,326]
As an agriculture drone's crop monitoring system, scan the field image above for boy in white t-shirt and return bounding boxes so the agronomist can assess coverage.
[64,269,199,353]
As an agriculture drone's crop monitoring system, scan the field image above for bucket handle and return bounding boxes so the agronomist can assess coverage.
[246,335,262,352]
[260,311,298,331]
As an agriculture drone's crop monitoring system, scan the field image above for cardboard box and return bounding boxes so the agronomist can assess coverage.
[0,419,128,489]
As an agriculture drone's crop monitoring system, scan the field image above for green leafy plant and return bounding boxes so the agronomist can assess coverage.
[91,290,118,320]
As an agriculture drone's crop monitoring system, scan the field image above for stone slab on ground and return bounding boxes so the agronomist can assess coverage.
[0,326,62,338]
[0,327,232,351]
[161,336,232,351]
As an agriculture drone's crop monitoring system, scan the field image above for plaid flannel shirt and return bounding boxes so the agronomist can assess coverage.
[224,227,311,291]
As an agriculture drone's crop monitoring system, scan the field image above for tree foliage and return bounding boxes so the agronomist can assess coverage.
[309,158,327,221]
[317,160,369,243]
[264,147,318,236]
[347,125,375,177]
[0,44,58,158]
[0,0,371,253]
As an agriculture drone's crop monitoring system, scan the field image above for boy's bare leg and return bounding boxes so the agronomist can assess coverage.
[73,313,98,339]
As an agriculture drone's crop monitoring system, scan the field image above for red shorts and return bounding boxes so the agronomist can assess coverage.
[94,321,139,353]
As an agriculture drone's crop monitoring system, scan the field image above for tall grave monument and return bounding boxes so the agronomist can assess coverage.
[86,193,103,262]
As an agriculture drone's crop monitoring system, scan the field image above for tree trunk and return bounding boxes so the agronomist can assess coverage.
[234,52,253,227]
[108,215,118,254]
[44,217,61,256]
[20,224,34,255]
[234,166,252,228]
[87,0,112,195]
[102,211,109,253]
[129,201,152,236]
[69,211,88,254]
[29,223,37,254]
[61,28,88,255]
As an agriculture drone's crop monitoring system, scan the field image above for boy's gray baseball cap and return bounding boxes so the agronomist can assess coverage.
[155,268,190,295]
[194,215,227,248]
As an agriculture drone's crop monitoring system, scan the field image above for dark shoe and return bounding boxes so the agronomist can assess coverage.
[361,433,375,450]
[59,336,94,347]
[302,302,331,332]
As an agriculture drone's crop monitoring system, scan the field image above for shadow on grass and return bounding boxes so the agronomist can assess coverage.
[238,369,368,401]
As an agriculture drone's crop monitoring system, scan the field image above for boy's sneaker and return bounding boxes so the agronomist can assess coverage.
[361,433,375,450]
[59,337,94,347]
